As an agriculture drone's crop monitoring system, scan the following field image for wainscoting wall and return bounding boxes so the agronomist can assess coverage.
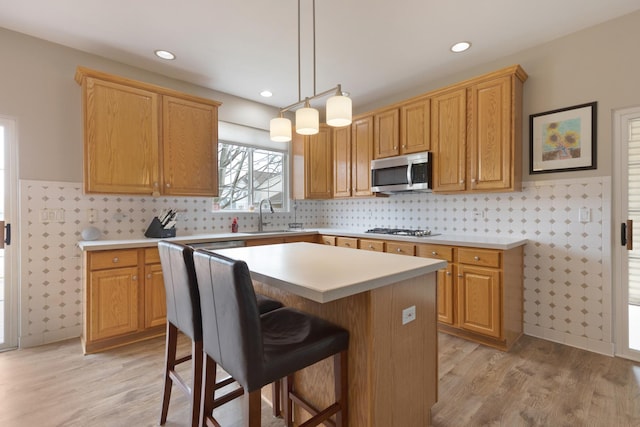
[19,176,612,355]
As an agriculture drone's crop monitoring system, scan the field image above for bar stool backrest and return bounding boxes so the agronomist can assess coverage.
[193,250,264,389]
[158,241,202,341]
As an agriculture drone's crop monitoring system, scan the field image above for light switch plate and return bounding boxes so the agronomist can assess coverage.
[579,207,591,223]
[402,305,416,325]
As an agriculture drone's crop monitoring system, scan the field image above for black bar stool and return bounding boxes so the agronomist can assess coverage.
[193,249,349,427]
[158,241,283,427]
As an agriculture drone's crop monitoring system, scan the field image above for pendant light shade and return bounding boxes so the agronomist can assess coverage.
[268,0,351,141]
[270,116,292,142]
[295,102,319,135]
[326,93,352,127]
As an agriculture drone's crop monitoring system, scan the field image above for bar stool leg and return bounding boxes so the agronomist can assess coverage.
[334,350,348,427]
[283,374,294,427]
[200,355,219,427]
[190,340,204,427]
[245,389,262,427]
[160,323,178,425]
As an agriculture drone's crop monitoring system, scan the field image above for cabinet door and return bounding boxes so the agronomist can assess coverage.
[89,266,140,341]
[437,265,455,325]
[305,126,333,199]
[431,88,466,193]
[351,115,374,197]
[333,125,352,198]
[457,264,501,338]
[83,77,160,194]
[468,76,512,191]
[162,95,218,196]
[374,108,400,159]
[144,263,166,328]
[401,97,430,154]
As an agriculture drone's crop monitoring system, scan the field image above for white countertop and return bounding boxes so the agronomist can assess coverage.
[77,228,527,251]
[211,242,447,303]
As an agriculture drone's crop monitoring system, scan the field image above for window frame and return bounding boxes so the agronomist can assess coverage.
[215,140,290,213]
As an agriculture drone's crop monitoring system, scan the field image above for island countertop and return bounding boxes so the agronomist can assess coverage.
[211,242,447,303]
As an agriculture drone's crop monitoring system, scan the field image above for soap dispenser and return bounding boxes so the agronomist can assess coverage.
[231,217,238,233]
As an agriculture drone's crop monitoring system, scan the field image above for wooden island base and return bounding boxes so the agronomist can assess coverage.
[254,272,437,427]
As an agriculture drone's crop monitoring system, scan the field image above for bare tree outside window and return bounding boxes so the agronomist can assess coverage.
[216,142,286,210]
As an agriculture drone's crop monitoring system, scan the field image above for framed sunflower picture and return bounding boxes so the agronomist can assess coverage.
[529,101,597,174]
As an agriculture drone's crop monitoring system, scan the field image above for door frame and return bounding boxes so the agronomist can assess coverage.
[613,106,640,361]
[0,115,19,350]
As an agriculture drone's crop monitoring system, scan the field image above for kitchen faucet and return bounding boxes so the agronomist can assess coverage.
[258,199,274,232]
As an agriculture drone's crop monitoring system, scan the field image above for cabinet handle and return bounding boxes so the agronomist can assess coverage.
[132,275,138,281]
[165,183,171,188]
[431,251,438,255]
[402,145,406,148]
[369,245,374,249]
[446,271,452,276]
[147,274,152,279]
[458,274,464,278]
[345,242,350,247]
[459,180,464,184]
[394,146,397,149]
[112,257,119,263]
[471,178,476,183]
[474,256,480,261]
[396,248,402,253]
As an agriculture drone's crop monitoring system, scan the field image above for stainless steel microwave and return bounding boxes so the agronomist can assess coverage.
[371,151,432,193]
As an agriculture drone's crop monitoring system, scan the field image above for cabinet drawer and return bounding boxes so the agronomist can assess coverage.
[458,248,501,268]
[90,249,139,270]
[336,237,358,249]
[417,244,453,262]
[385,241,415,256]
[359,239,385,252]
[320,235,336,246]
[144,247,160,264]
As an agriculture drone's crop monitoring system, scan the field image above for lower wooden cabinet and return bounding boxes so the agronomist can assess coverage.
[418,244,523,350]
[83,247,166,354]
[320,234,524,350]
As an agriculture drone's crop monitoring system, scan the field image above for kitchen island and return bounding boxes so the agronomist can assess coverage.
[212,242,447,427]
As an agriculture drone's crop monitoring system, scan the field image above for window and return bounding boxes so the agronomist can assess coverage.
[216,142,288,211]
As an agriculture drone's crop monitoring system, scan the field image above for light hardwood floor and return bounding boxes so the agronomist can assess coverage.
[0,333,638,426]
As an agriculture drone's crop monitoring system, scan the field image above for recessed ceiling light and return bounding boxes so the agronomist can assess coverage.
[260,90,273,98]
[450,41,471,53]
[154,50,176,60]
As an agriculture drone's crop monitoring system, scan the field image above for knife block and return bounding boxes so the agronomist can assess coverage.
[144,217,176,238]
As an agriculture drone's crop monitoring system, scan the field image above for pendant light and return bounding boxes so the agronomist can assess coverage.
[269,0,352,142]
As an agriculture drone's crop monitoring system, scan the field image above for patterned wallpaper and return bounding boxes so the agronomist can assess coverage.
[18,176,612,355]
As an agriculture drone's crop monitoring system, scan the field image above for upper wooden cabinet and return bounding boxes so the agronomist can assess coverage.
[292,125,333,199]
[431,65,527,193]
[400,96,431,154]
[373,96,430,159]
[373,108,400,159]
[333,115,373,198]
[75,67,221,196]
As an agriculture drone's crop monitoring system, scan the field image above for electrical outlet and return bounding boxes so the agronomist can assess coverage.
[402,305,416,325]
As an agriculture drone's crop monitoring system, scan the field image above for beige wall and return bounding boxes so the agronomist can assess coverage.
[0,27,279,182]
[358,10,640,182]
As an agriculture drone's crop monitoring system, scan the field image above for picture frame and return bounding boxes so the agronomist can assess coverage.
[529,101,597,174]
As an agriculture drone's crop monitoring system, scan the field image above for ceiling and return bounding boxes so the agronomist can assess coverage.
[2,0,639,112]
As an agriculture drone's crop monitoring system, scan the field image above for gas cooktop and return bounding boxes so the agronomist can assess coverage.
[364,228,439,237]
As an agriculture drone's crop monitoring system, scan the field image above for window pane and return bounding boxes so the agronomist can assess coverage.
[218,143,250,210]
[253,149,284,209]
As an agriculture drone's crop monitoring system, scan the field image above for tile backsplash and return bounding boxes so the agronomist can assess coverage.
[19,176,612,355]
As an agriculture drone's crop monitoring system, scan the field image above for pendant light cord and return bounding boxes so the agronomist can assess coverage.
[313,0,316,97]
[297,0,301,102]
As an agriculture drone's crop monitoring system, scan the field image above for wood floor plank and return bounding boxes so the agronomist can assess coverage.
[1,333,639,426]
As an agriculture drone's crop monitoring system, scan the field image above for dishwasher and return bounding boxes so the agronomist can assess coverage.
[189,239,246,252]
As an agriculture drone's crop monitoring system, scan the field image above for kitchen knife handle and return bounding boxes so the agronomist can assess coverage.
[622,220,633,250]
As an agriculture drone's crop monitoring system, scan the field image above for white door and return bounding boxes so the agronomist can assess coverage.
[613,106,640,361]
[0,116,17,351]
